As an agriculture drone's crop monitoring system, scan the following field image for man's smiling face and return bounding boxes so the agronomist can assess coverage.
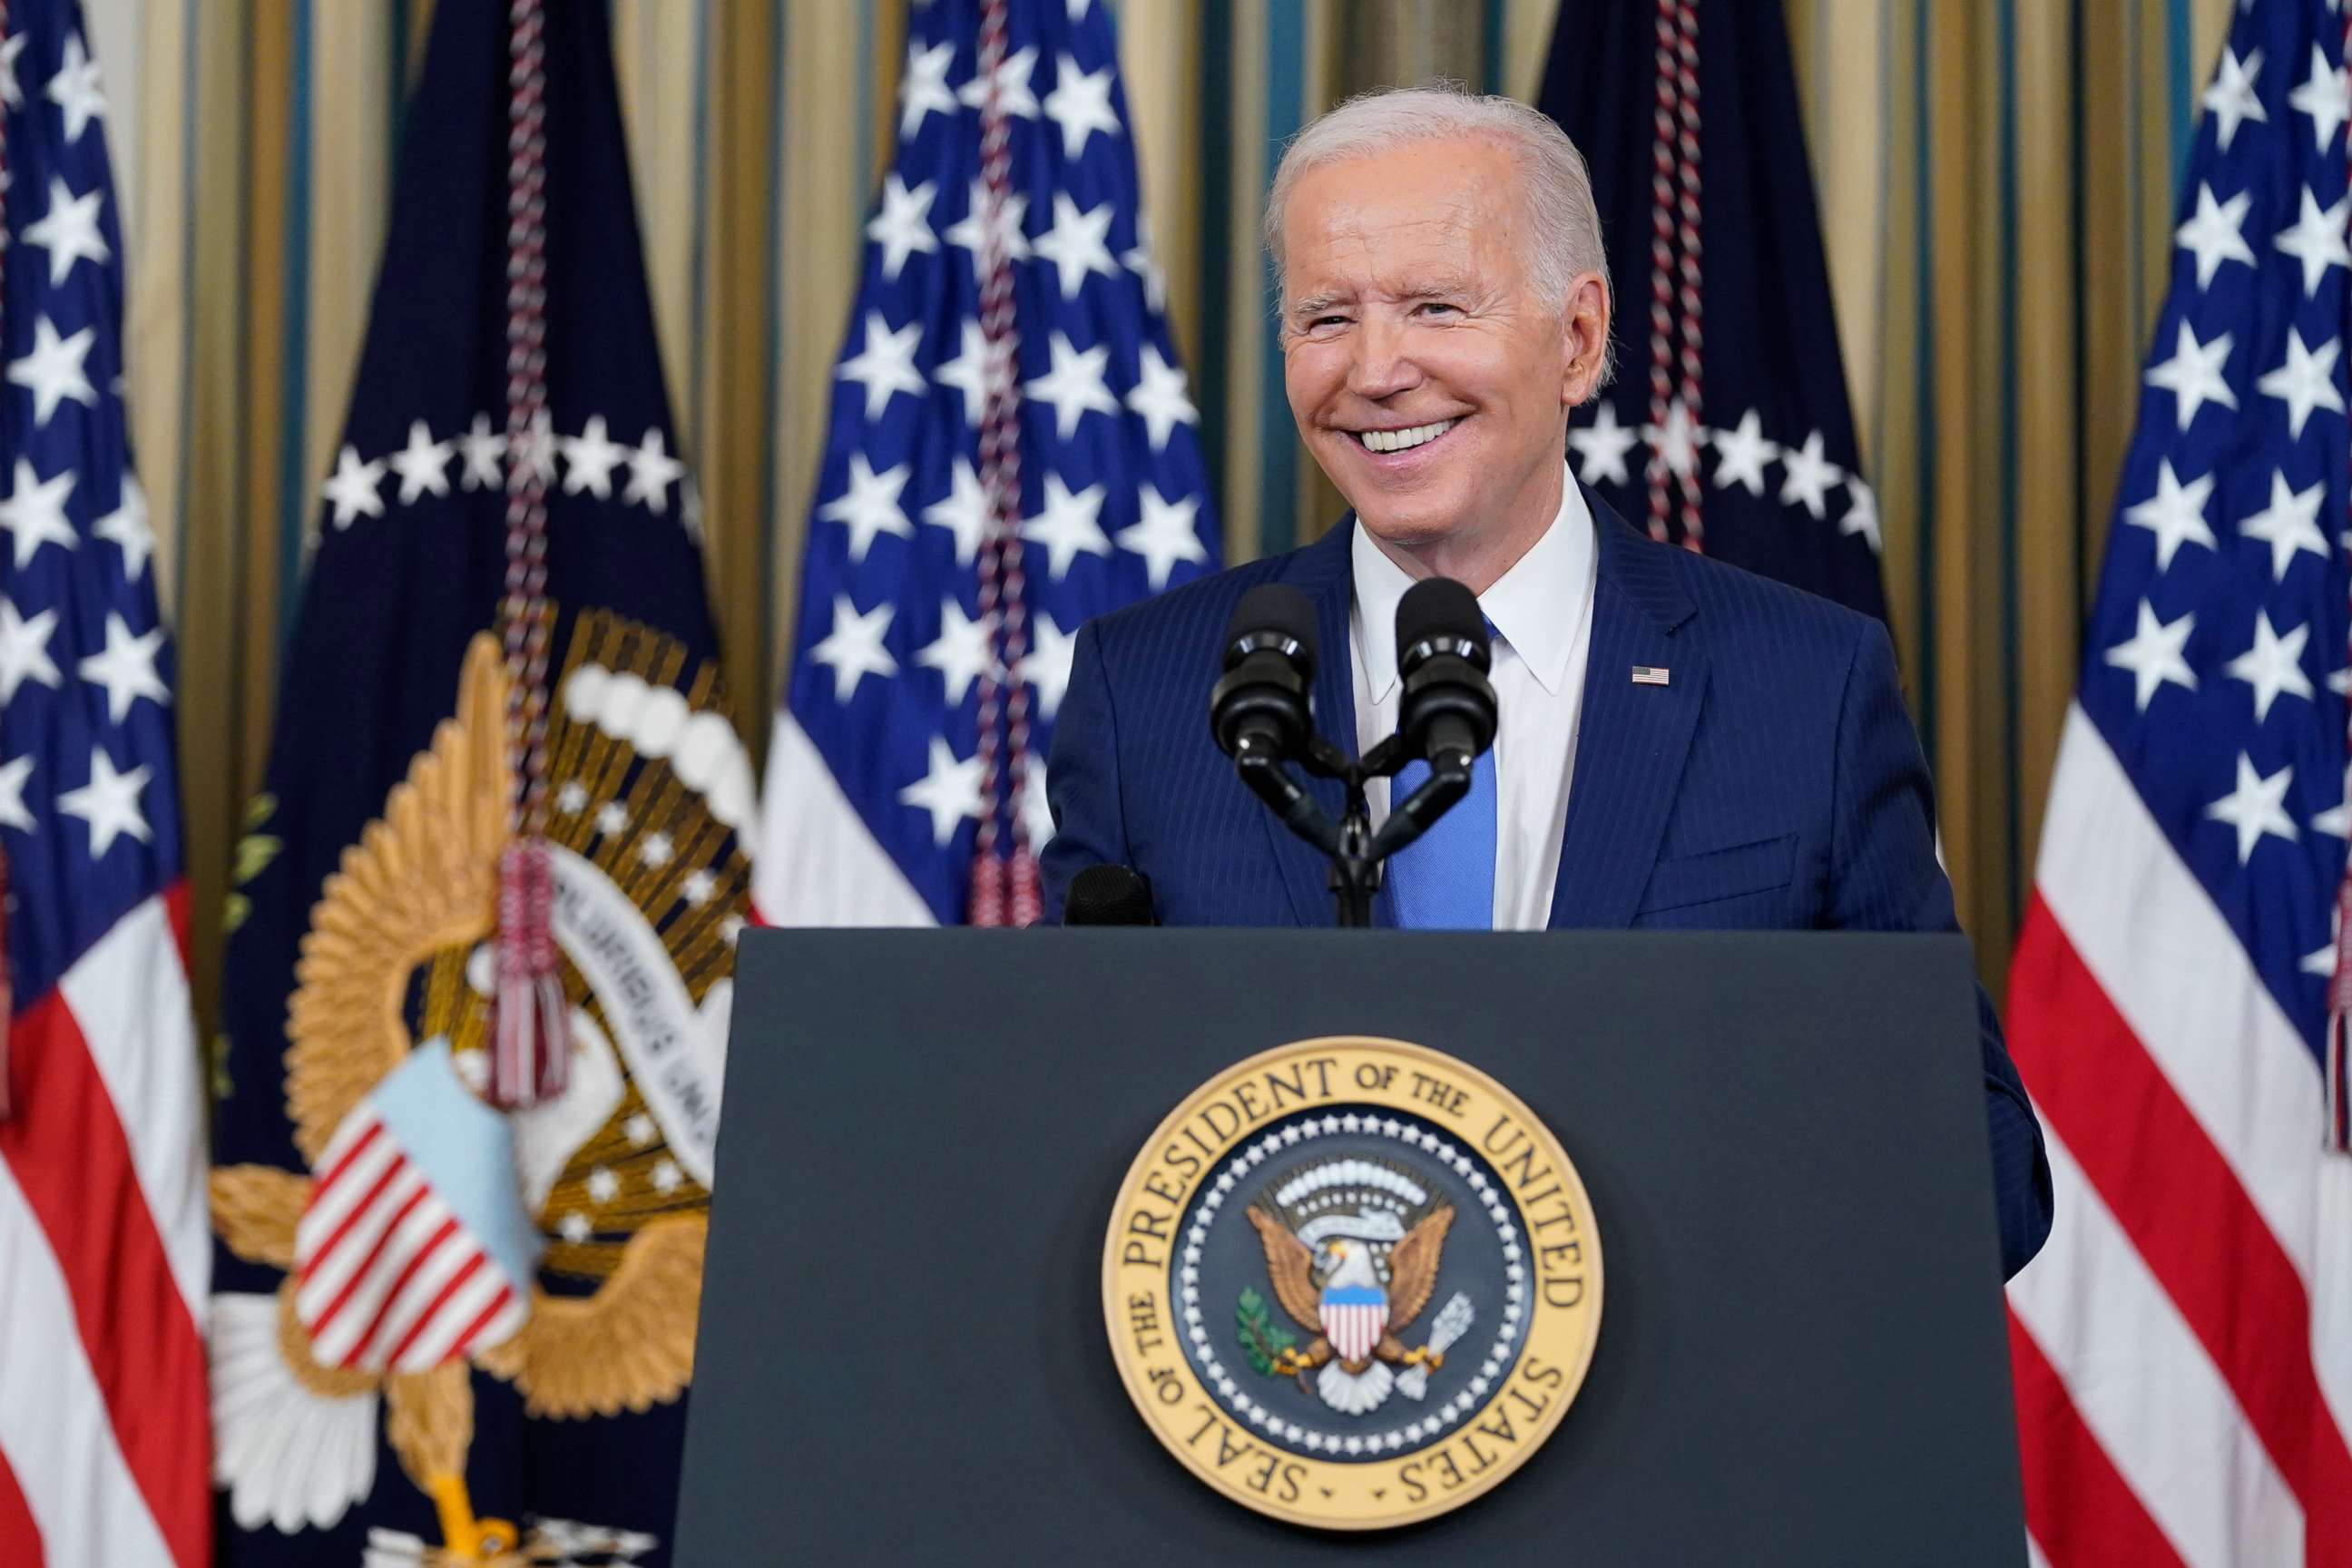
[1279,135,1592,570]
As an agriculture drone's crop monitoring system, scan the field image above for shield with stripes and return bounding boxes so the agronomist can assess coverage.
[293,1041,540,1373]
[1319,1284,1389,1364]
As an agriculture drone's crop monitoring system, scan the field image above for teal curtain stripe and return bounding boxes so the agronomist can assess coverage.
[689,0,712,450]
[172,0,201,628]
[228,14,256,750]
[759,0,787,681]
[388,0,409,173]
[2125,0,2143,345]
[1258,0,1305,557]
[1911,0,1936,771]
[2165,0,2191,189]
[2068,0,2089,597]
[1481,0,1504,96]
[1815,2,1834,146]
[278,0,315,651]
[1196,0,1234,556]
[1871,0,1893,495]
[1995,0,2021,915]
[857,0,877,211]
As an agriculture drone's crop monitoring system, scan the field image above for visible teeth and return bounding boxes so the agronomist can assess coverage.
[1356,419,1457,454]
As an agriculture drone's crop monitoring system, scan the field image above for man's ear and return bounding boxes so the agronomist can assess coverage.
[1559,273,1611,407]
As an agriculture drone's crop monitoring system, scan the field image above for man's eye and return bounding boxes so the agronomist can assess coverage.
[1416,301,1458,318]
[1310,315,1348,330]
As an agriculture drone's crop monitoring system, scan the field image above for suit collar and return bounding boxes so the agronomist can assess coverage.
[1547,492,1710,928]
[1586,486,1698,635]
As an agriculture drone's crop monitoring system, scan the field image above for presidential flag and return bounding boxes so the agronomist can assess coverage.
[1537,0,1887,618]
[208,4,747,1564]
[2002,0,2352,1561]
[753,0,1219,927]
[0,7,211,1568]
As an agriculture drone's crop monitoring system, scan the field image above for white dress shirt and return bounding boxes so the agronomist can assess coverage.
[1348,464,1600,929]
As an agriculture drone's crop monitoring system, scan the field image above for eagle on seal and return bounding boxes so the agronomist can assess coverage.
[1247,1197,1455,1415]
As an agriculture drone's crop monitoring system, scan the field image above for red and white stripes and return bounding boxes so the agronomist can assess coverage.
[1642,0,1705,551]
[294,1113,525,1374]
[965,0,1043,928]
[0,892,211,1568]
[2006,708,2352,1566]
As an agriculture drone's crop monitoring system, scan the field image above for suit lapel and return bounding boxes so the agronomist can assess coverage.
[1549,501,1709,929]
[1264,519,1358,927]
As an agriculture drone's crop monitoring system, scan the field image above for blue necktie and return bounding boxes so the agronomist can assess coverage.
[1386,742,1497,929]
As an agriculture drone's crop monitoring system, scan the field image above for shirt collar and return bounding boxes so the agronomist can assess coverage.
[1351,463,1595,701]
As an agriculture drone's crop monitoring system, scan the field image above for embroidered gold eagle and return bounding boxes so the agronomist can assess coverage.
[1245,1200,1455,1379]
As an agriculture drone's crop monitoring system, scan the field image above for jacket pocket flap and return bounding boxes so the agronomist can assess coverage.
[1634,833,1797,915]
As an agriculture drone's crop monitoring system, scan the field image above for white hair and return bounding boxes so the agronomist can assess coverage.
[1264,84,1613,378]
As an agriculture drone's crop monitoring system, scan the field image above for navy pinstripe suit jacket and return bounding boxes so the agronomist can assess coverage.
[1043,490,2053,1278]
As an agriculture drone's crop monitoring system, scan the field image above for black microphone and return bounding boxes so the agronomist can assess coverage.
[1395,577,1497,769]
[1209,583,1317,760]
[1064,864,1157,926]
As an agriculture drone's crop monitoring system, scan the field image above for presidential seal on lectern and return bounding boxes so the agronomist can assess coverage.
[1103,1037,1603,1529]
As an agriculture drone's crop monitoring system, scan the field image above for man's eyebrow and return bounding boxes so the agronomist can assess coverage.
[1288,289,1353,318]
[1288,279,1474,318]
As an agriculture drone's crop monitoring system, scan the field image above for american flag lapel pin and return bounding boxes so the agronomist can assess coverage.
[1632,665,1671,686]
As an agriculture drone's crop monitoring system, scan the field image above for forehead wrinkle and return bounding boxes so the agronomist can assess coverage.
[1283,182,1501,312]
[1297,211,1479,278]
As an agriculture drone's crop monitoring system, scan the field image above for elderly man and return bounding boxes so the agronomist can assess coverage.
[1040,87,2050,1278]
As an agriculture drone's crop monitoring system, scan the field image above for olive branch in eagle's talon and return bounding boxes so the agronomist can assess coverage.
[1235,1287,1301,1382]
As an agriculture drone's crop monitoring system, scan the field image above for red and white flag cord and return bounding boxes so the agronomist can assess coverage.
[1642,0,1705,552]
[966,0,1043,927]
[491,0,568,1106]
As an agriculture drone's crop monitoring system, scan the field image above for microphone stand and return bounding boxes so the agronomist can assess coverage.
[1233,730,1475,928]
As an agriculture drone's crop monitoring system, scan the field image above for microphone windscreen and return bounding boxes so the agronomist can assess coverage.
[1064,864,1157,926]
[1395,576,1486,664]
[1223,583,1318,668]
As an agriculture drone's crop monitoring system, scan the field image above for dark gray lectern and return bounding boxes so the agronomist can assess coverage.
[679,929,2024,1565]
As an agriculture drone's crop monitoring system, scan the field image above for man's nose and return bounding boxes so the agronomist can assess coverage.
[1346,318,1423,400]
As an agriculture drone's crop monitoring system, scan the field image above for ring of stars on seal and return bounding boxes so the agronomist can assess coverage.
[1178,1112,1530,1456]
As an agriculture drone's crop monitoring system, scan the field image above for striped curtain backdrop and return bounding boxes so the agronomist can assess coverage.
[105,0,2235,1033]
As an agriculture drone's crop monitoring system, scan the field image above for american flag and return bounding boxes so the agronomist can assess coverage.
[2004,1,2352,1562]
[753,0,1219,926]
[0,6,211,1568]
